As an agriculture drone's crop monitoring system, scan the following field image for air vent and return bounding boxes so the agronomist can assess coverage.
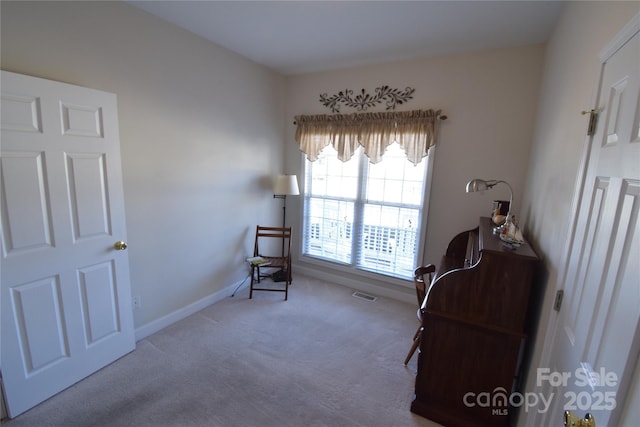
[352,291,377,302]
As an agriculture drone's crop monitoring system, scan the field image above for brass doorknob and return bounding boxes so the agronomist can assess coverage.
[114,241,128,250]
[564,411,595,427]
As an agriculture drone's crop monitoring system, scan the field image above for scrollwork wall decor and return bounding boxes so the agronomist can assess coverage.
[319,85,415,113]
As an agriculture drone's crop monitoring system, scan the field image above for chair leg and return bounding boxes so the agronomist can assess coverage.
[404,326,422,365]
[249,266,255,299]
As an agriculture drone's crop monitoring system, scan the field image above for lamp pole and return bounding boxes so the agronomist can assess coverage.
[273,174,299,255]
[273,194,287,255]
[273,194,287,228]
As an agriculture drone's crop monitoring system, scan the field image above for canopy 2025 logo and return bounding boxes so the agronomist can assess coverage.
[462,366,618,416]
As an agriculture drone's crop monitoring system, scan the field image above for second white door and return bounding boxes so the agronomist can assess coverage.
[537,27,639,427]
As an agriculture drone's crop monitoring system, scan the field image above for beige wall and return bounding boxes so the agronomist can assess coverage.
[285,45,545,298]
[1,1,286,330]
[519,2,640,426]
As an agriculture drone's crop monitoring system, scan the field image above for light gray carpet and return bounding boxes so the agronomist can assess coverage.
[3,274,441,427]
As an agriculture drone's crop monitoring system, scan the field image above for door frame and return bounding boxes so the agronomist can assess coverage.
[525,11,640,427]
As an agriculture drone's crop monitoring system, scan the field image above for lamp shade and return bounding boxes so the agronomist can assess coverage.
[274,175,300,196]
[466,179,491,193]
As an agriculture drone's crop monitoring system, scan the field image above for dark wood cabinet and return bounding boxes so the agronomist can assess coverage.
[411,217,539,427]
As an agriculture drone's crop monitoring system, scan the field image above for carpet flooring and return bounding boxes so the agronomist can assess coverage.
[3,274,442,427]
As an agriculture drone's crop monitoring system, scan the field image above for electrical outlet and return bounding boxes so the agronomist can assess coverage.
[132,296,142,309]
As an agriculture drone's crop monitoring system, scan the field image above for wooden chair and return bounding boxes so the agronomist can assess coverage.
[404,264,436,365]
[249,226,292,301]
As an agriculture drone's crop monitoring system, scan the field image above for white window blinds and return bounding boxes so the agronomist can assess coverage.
[303,143,428,279]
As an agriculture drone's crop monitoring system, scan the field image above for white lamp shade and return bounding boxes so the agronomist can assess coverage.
[274,175,300,196]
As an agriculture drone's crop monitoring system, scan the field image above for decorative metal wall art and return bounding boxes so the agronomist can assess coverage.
[319,85,415,113]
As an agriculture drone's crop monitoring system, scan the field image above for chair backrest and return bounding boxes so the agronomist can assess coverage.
[254,226,292,257]
[413,265,436,307]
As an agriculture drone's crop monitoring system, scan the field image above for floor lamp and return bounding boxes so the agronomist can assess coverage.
[272,175,299,282]
[273,174,300,229]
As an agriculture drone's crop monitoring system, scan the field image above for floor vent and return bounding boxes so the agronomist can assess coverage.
[352,291,377,302]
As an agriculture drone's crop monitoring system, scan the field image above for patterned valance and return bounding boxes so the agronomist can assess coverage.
[294,109,443,165]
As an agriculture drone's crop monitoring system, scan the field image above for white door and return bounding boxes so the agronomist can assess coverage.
[536,28,640,426]
[1,71,135,418]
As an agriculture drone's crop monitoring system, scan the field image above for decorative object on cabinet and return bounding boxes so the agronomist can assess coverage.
[410,217,540,427]
[404,265,436,366]
[492,199,510,215]
[499,215,525,248]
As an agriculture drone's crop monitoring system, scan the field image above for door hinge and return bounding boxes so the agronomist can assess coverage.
[581,109,599,136]
[554,289,564,312]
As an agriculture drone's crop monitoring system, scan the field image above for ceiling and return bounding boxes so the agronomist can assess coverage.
[129,1,566,76]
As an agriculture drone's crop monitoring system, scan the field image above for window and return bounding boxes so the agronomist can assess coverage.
[302,143,428,280]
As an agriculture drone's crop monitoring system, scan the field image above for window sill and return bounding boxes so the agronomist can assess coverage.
[294,255,416,305]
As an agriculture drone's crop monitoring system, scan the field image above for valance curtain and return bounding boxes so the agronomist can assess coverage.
[294,109,442,165]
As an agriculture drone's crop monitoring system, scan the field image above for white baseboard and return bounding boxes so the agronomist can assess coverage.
[134,278,244,342]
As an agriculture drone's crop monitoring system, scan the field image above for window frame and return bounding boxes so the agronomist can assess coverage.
[297,145,436,287]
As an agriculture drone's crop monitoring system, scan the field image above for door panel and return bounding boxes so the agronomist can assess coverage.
[60,103,104,138]
[66,152,111,239]
[1,151,54,253]
[1,71,135,418]
[78,261,120,344]
[0,93,42,133]
[11,276,69,373]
